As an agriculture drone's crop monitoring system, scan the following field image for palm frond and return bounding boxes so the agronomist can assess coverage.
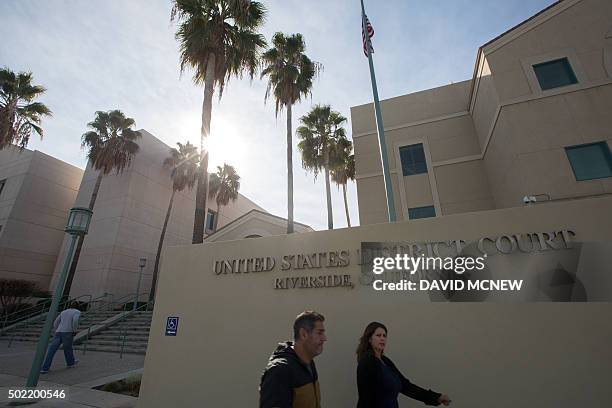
[81,110,142,175]
[0,68,51,150]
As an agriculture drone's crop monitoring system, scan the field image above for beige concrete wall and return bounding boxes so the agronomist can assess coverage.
[0,147,34,236]
[486,0,612,103]
[49,130,195,299]
[353,0,612,224]
[353,105,487,222]
[205,192,265,236]
[471,57,500,150]
[486,84,612,208]
[205,211,313,242]
[434,160,494,215]
[50,130,265,300]
[351,81,471,136]
[0,148,82,288]
[139,195,612,408]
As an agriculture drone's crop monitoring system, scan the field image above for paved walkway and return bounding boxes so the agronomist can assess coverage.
[0,342,144,407]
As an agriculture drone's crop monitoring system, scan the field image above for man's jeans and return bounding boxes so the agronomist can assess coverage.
[41,332,75,371]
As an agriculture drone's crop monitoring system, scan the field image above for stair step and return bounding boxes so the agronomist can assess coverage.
[103,326,149,333]
[92,334,149,339]
[84,346,147,354]
[86,340,148,347]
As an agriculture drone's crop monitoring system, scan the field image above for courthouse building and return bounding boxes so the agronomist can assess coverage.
[0,148,82,288]
[138,1,612,407]
[351,0,612,224]
[0,130,307,299]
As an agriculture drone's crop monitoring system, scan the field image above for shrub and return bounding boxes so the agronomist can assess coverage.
[0,278,40,315]
[94,373,142,397]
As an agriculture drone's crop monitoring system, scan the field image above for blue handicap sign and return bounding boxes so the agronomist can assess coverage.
[165,316,179,336]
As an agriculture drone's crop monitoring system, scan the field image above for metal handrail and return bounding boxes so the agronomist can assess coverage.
[1,298,51,326]
[2,294,114,349]
[78,292,139,318]
[75,293,138,348]
[118,300,153,358]
[76,292,148,354]
[75,293,118,318]
[1,294,93,330]
[82,326,92,354]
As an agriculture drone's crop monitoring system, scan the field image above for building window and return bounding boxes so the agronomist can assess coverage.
[408,205,436,219]
[565,142,612,181]
[533,58,577,90]
[399,143,427,176]
[0,179,6,197]
[206,209,217,231]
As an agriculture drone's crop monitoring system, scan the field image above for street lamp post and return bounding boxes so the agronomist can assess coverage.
[26,207,92,388]
[134,258,146,311]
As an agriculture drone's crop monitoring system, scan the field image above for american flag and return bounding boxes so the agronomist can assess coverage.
[362,14,374,57]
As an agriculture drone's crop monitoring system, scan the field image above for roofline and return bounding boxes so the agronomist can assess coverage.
[483,1,563,50]
[468,0,565,109]
[204,209,313,240]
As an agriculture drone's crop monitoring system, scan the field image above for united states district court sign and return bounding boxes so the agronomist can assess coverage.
[139,197,612,408]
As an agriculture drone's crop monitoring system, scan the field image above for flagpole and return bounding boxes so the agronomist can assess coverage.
[360,0,397,222]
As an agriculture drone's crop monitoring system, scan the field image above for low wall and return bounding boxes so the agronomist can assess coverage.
[139,196,612,407]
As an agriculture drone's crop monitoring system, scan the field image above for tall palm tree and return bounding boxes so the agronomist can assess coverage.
[171,0,266,244]
[62,110,141,298]
[150,142,200,302]
[297,105,347,230]
[208,163,240,230]
[0,67,52,150]
[331,145,355,228]
[261,33,321,233]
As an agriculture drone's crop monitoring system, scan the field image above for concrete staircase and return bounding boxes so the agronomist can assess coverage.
[0,310,119,344]
[82,311,152,355]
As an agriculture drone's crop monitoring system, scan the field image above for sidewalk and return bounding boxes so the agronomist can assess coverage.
[0,342,144,407]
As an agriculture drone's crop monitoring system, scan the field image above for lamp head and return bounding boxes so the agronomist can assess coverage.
[65,207,93,235]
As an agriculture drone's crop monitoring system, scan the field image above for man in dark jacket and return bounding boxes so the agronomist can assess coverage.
[259,311,327,408]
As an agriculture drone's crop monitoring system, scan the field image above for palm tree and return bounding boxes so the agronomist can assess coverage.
[297,105,347,230]
[0,67,52,150]
[261,33,321,234]
[150,142,200,302]
[208,163,240,230]
[171,0,267,244]
[331,145,355,228]
[62,110,141,298]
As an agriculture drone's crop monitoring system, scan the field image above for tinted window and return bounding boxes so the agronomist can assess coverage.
[399,144,427,176]
[206,209,216,231]
[565,142,612,181]
[533,58,577,90]
[408,205,436,219]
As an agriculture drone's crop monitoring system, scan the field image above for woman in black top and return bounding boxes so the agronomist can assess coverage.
[356,322,451,408]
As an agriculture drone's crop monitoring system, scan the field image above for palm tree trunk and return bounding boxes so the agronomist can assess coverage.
[342,183,351,227]
[215,201,221,230]
[192,54,216,244]
[286,103,294,234]
[324,146,333,230]
[0,99,18,148]
[149,189,176,302]
[62,171,104,298]
[287,104,293,234]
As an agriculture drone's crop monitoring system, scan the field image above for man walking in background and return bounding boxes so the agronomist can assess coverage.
[39,302,81,373]
[259,311,327,408]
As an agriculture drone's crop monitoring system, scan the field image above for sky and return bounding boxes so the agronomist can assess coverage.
[0,0,556,230]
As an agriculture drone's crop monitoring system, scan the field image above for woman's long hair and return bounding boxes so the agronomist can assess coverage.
[356,321,387,361]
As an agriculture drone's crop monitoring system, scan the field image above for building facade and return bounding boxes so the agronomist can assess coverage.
[351,0,612,225]
[48,130,272,300]
[0,147,83,288]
